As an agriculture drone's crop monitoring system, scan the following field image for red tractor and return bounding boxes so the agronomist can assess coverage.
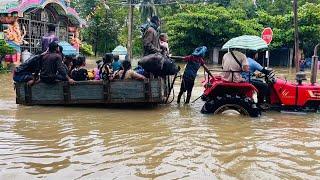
[201,45,320,117]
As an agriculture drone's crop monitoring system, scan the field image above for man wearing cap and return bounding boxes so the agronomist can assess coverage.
[143,16,161,56]
[177,46,213,104]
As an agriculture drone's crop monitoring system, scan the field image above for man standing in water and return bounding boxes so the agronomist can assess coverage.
[41,24,59,52]
[177,46,213,104]
[143,16,161,56]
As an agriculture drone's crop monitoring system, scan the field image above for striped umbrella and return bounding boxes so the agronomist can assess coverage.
[221,35,268,51]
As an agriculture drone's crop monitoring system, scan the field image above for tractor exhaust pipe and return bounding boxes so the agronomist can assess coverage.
[311,44,320,85]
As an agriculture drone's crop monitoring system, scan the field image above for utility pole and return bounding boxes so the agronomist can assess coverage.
[293,0,299,72]
[127,0,133,61]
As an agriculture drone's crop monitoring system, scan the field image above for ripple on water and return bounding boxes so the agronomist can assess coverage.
[0,100,17,111]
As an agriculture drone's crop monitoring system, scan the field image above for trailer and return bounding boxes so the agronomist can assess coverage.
[15,78,172,105]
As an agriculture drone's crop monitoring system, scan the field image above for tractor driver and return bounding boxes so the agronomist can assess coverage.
[241,52,272,105]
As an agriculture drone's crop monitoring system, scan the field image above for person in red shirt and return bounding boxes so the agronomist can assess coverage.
[177,46,212,104]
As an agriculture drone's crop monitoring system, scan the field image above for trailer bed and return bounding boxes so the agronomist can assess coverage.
[15,78,169,105]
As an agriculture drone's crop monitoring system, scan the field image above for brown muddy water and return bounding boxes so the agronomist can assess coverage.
[0,67,320,179]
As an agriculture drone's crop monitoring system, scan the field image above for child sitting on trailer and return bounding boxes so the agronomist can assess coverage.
[111,54,122,71]
[91,60,102,80]
[63,56,75,76]
[100,53,113,80]
[71,55,88,81]
[159,33,170,56]
[113,60,145,80]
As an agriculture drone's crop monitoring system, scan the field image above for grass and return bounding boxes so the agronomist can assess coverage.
[0,62,13,73]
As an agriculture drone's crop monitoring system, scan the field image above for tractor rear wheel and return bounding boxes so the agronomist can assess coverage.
[201,95,261,117]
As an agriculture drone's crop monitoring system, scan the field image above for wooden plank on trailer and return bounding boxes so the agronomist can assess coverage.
[70,84,104,100]
[31,83,64,101]
[150,80,161,98]
[110,81,145,99]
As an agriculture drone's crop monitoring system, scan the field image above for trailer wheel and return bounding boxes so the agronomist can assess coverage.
[201,95,261,117]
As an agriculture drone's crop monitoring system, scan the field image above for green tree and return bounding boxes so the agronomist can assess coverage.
[164,4,262,55]
[71,0,128,55]
[298,2,320,56]
[256,2,320,55]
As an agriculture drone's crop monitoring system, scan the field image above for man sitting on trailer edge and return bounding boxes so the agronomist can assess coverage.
[40,42,75,84]
[13,51,44,85]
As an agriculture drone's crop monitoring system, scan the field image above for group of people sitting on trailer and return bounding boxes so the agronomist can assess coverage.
[13,41,146,85]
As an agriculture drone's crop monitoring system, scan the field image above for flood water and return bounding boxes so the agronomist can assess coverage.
[1,67,320,179]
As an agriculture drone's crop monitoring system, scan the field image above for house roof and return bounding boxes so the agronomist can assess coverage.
[0,0,86,27]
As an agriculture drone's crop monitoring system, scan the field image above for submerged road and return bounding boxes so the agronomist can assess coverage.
[0,67,320,179]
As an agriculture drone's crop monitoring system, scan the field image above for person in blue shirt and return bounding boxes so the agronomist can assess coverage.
[111,54,122,71]
[242,52,272,106]
[241,53,263,82]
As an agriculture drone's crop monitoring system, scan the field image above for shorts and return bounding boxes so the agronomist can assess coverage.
[180,77,195,93]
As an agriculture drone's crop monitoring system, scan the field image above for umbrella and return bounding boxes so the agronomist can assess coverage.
[112,45,127,55]
[221,35,268,51]
[58,41,78,56]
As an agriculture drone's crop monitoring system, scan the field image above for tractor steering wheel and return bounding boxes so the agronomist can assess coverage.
[265,71,276,84]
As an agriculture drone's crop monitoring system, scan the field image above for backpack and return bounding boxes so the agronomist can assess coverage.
[140,23,150,37]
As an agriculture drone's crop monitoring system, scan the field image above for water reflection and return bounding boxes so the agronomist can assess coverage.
[0,71,320,179]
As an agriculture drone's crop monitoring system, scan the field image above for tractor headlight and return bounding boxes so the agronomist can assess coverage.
[252,91,258,104]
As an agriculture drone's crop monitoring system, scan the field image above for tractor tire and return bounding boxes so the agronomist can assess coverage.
[201,95,261,117]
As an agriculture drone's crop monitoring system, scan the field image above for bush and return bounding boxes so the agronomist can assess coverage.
[0,40,15,56]
[0,40,15,73]
[80,42,94,56]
